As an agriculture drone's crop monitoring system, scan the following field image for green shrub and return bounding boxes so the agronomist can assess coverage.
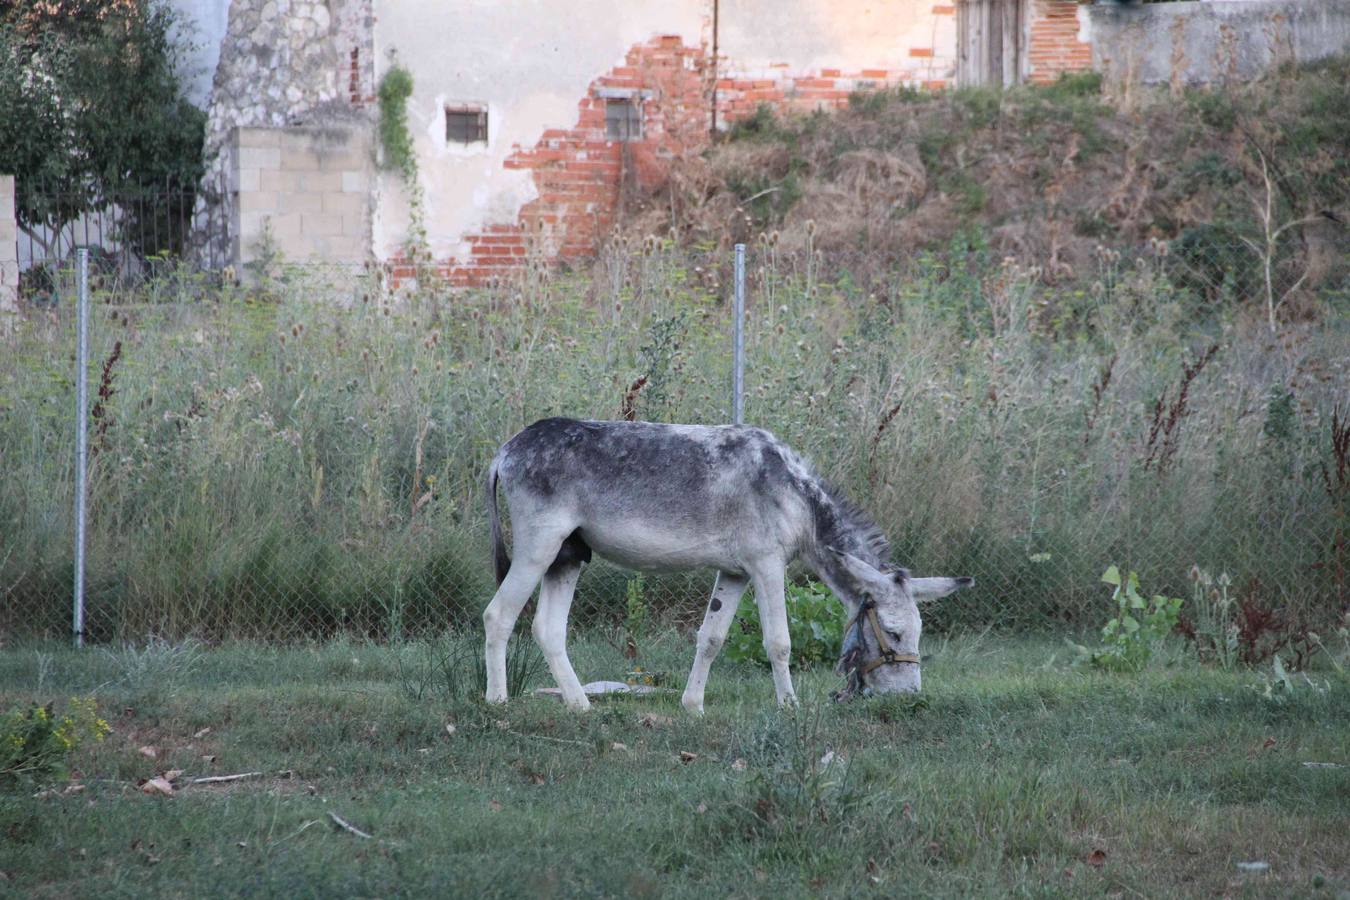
[2,697,110,784]
[726,581,844,668]
[1072,566,1183,673]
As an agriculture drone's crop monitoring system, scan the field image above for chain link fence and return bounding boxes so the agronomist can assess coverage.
[2,225,1348,645]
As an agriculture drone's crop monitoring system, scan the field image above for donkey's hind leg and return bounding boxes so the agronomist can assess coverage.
[533,561,588,710]
[483,535,564,703]
[681,572,750,715]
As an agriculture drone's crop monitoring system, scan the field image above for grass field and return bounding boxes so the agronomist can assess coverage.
[2,633,1347,898]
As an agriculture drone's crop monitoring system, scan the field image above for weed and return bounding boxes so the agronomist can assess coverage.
[1,696,110,784]
[726,581,843,669]
[396,633,543,702]
[99,636,204,698]
[1178,566,1240,670]
[1072,566,1182,672]
[717,705,871,849]
[1142,343,1219,475]
[622,575,647,662]
[88,338,122,458]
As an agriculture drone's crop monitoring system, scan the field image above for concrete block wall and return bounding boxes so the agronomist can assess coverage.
[229,125,372,269]
[1090,0,1350,88]
[0,176,17,312]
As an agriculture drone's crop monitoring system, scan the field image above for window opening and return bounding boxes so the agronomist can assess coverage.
[446,106,488,143]
[605,99,642,141]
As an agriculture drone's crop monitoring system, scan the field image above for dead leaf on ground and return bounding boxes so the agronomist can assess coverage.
[193,727,211,739]
[611,742,629,752]
[1087,848,1107,868]
[695,802,707,814]
[731,758,747,771]
[163,770,183,783]
[445,723,457,736]
[679,751,697,763]
[140,777,174,797]
[137,745,158,759]
[488,799,503,812]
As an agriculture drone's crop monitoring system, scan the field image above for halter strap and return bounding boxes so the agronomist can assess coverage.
[841,598,921,681]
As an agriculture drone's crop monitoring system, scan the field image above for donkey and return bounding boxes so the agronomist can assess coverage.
[483,418,973,711]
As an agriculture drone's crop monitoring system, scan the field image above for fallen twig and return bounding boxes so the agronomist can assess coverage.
[328,812,373,839]
[191,772,263,785]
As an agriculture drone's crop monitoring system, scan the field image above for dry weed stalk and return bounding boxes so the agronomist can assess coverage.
[1082,352,1117,447]
[1240,146,1325,333]
[620,375,648,422]
[1143,343,1219,475]
[1321,404,1350,612]
[90,339,123,458]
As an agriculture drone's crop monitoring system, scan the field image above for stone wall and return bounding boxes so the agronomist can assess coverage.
[229,126,372,269]
[0,176,17,313]
[194,0,373,265]
[1090,0,1350,88]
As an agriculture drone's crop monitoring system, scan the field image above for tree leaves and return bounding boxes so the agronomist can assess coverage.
[0,0,205,250]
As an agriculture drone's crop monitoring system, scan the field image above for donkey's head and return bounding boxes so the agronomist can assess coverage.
[828,549,973,697]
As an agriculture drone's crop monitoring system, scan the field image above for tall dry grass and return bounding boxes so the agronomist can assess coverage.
[1,241,1346,640]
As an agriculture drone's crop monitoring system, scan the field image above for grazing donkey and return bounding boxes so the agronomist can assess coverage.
[483,418,972,711]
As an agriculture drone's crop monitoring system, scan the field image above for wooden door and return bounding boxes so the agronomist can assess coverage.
[957,0,1025,87]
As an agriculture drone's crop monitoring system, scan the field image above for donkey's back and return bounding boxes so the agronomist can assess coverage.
[488,418,814,576]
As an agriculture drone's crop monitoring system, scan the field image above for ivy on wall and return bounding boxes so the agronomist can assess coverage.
[377,63,429,266]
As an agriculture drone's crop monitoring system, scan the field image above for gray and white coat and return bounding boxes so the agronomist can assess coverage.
[483,418,971,711]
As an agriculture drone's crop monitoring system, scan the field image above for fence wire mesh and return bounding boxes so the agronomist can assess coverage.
[2,227,1348,645]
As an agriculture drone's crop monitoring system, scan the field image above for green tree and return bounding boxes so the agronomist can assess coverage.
[0,0,205,258]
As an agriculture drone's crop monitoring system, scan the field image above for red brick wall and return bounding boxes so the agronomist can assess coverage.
[388,35,935,289]
[1026,0,1092,85]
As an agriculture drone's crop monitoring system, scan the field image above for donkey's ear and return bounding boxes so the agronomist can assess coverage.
[827,547,888,586]
[910,576,974,602]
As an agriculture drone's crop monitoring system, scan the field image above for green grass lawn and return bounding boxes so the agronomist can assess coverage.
[1,633,1347,898]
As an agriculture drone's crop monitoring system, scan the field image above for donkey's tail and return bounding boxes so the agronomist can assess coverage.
[487,457,511,586]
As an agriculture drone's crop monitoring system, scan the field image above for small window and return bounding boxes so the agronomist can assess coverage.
[446,106,487,144]
[605,99,642,141]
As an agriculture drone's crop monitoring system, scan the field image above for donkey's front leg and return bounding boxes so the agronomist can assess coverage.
[681,572,750,714]
[751,564,797,707]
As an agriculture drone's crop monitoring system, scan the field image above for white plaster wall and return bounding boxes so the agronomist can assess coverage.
[373,0,957,261]
[719,0,953,76]
[372,0,707,261]
[165,0,233,108]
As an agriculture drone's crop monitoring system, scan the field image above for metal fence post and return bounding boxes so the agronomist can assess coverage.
[73,248,89,647]
[732,242,745,425]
